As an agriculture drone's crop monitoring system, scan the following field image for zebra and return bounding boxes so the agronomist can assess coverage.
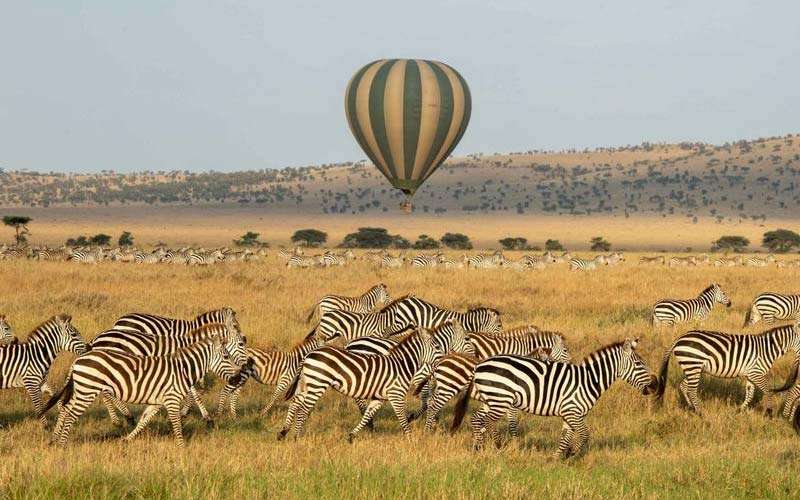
[134,250,164,264]
[0,315,17,345]
[550,252,572,264]
[314,301,415,342]
[780,363,800,429]
[713,256,742,267]
[111,307,239,338]
[604,252,625,266]
[42,331,249,446]
[215,329,322,417]
[318,251,347,267]
[639,256,666,265]
[379,255,405,268]
[569,255,607,271]
[744,293,800,327]
[418,328,572,431]
[654,325,800,415]
[411,253,441,268]
[438,256,464,270]
[286,255,318,268]
[306,284,390,323]
[522,255,549,270]
[652,283,731,326]
[498,256,529,271]
[668,256,697,267]
[744,255,775,267]
[187,250,223,266]
[384,295,503,336]
[462,253,500,269]
[0,315,88,425]
[451,338,656,457]
[277,327,443,441]
[67,249,102,264]
[277,247,304,260]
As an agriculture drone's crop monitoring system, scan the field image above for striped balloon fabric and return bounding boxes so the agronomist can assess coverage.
[345,59,471,198]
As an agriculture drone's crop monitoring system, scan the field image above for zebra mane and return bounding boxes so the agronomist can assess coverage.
[467,306,500,315]
[483,325,539,337]
[380,294,416,310]
[700,284,718,295]
[386,328,427,352]
[579,341,628,366]
[24,314,68,342]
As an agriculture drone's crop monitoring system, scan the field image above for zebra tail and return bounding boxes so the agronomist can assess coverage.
[39,376,74,417]
[655,342,679,403]
[305,304,317,324]
[450,381,472,434]
[773,358,800,392]
[794,406,800,434]
[283,371,302,401]
[743,306,753,327]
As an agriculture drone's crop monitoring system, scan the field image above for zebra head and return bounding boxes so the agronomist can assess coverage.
[54,314,89,355]
[618,338,657,395]
[711,283,732,307]
[549,334,572,363]
[220,314,248,367]
[0,314,17,345]
[375,283,391,306]
[464,307,503,334]
[433,320,470,354]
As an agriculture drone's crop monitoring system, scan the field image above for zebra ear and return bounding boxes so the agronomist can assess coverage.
[623,338,635,352]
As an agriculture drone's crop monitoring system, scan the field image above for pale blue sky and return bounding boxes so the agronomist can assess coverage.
[1,1,798,172]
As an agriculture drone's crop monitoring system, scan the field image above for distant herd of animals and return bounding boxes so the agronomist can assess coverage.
[3,243,799,270]
[0,278,798,457]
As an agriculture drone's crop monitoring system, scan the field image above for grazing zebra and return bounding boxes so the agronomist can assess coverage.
[286,255,318,268]
[318,251,347,267]
[215,329,322,417]
[68,249,102,264]
[640,256,666,265]
[419,328,572,431]
[569,255,607,271]
[522,255,549,270]
[654,325,800,415]
[306,284,390,323]
[451,339,656,457]
[668,256,696,267]
[277,247,304,260]
[651,283,731,326]
[411,253,441,268]
[277,328,442,441]
[42,332,249,446]
[380,255,405,268]
[187,250,223,266]
[713,256,742,267]
[438,256,464,270]
[744,293,800,327]
[0,315,88,425]
[744,255,775,267]
[0,315,17,345]
[780,363,800,429]
[462,253,501,269]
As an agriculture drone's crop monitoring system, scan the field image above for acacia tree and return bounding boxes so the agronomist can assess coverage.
[590,236,611,252]
[711,235,749,253]
[762,229,800,253]
[291,229,327,247]
[2,215,32,246]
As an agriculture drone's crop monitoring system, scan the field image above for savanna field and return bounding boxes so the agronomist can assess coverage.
[0,254,798,499]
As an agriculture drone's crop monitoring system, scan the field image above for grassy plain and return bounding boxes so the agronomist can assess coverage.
[0,254,798,498]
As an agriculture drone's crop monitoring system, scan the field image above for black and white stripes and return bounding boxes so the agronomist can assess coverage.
[744,293,800,327]
[652,283,731,326]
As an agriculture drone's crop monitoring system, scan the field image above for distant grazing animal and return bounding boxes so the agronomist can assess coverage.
[639,256,666,265]
[569,255,607,271]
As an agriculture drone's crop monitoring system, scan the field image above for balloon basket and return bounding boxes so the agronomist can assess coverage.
[400,200,413,214]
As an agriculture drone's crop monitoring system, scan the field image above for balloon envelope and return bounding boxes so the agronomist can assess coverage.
[345,59,471,198]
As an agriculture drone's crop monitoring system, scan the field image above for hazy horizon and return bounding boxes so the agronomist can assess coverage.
[2,1,799,173]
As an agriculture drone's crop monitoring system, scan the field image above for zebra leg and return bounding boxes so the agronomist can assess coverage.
[782,386,800,419]
[469,404,490,450]
[483,407,505,448]
[739,380,756,412]
[261,372,294,417]
[424,386,455,432]
[165,398,186,447]
[54,394,95,446]
[124,405,161,441]
[567,416,590,458]
[748,374,774,416]
[507,408,521,438]
[104,394,135,426]
[188,386,213,427]
[348,400,383,442]
[387,388,411,434]
[407,382,430,423]
[22,377,47,427]
[290,385,326,439]
[354,399,375,431]
[679,372,703,414]
[215,383,234,417]
[556,421,575,459]
[229,386,242,417]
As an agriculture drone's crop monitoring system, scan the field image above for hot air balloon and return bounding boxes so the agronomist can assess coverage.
[344,59,471,212]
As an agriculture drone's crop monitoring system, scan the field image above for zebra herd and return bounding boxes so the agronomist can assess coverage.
[1,282,798,457]
[640,253,800,268]
[0,244,268,265]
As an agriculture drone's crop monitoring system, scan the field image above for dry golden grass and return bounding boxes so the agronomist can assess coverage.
[0,255,798,498]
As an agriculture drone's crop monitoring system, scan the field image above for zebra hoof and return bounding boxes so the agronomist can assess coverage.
[764,408,774,418]
[205,419,216,430]
[276,429,288,441]
[406,412,419,423]
[125,415,135,427]
[347,433,355,444]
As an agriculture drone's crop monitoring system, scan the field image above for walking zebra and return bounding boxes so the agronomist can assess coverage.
[318,251,347,267]
[522,255,549,270]
[0,315,88,425]
[111,307,239,338]
[651,283,731,326]
[451,339,656,457]
[277,328,442,441]
[42,331,249,446]
[134,251,163,264]
[419,328,572,431]
[306,284,390,323]
[384,295,503,336]
[744,293,800,327]
[640,256,666,265]
[215,329,322,417]
[411,253,441,268]
[0,315,17,345]
[569,255,607,271]
[668,256,696,267]
[654,325,800,415]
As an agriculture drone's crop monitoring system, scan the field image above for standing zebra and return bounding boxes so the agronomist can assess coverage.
[411,253,442,268]
[0,315,88,425]
[379,255,405,268]
[313,298,417,342]
[42,332,249,446]
[277,328,442,441]
[111,307,239,337]
[68,249,102,264]
[215,329,322,417]
[569,255,607,271]
[385,295,503,336]
[744,293,800,327]
[651,283,731,326]
[654,325,800,415]
[639,256,666,265]
[451,339,656,457]
[419,328,572,431]
[305,284,390,323]
[713,256,742,267]
[286,255,318,268]
[187,250,223,266]
[744,255,775,267]
[668,256,696,267]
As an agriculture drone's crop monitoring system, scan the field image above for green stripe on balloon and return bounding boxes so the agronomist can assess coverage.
[368,60,397,177]
[402,60,422,181]
[419,61,454,183]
